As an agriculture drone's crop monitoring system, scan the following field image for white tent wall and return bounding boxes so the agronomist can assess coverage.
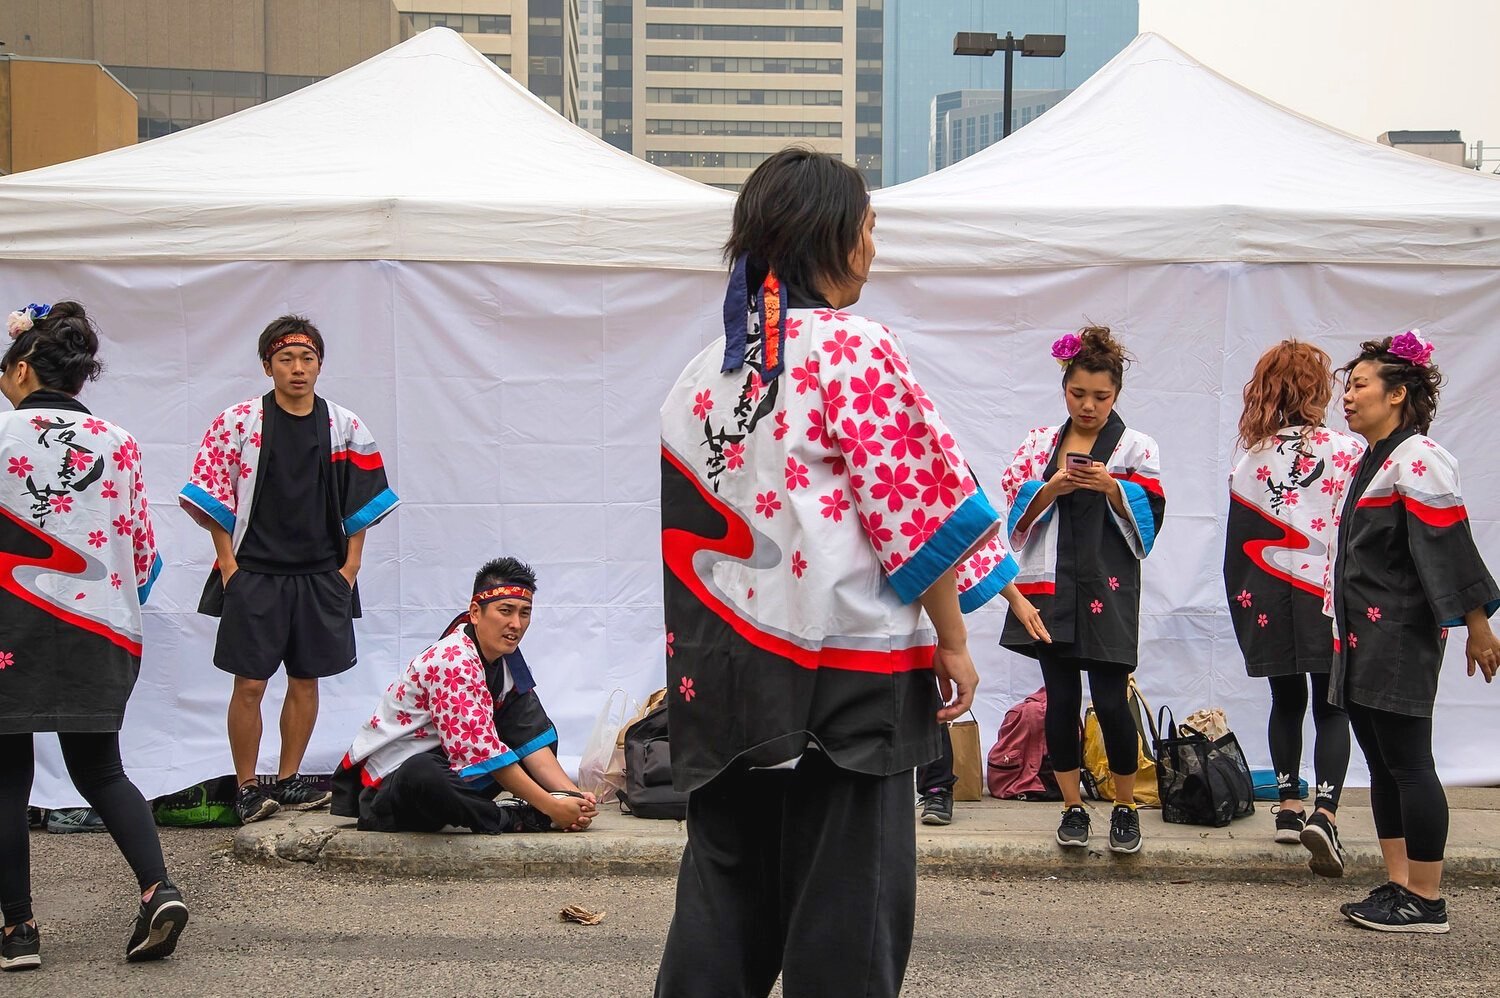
[21,255,1500,806]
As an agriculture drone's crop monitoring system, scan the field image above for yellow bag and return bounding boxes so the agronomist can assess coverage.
[1082,678,1160,807]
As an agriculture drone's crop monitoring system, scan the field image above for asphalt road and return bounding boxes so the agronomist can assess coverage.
[10,827,1500,997]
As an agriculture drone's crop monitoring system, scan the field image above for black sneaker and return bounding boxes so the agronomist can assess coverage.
[126,881,189,962]
[1340,881,1402,918]
[1,922,40,972]
[495,799,555,834]
[1300,811,1344,878]
[920,789,954,826]
[1345,884,1449,934]
[233,783,280,825]
[1056,805,1090,848]
[1272,805,1305,844]
[267,774,332,811]
[1108,804,1142,854]
[45,807,107,833]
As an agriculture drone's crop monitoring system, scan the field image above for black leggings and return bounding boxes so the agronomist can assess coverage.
[1039,654,1137,777]
[0,732,170,927]
[1346,703,1448,863]
[1266,672,1350,812]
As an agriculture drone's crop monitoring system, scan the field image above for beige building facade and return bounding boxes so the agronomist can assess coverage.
[609,0,881,190]
[0,55,136,174]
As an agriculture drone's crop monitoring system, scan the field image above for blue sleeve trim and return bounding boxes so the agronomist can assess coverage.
[1442,597,1500,629]
[178,482,235,534]
[458,726,560,785]
[958,552,1018,614]
[136,553,163,606]
[1006,479,1052,538]
[1120,481,1157,556]
[887,489,1002,605]
[343,488,400,536]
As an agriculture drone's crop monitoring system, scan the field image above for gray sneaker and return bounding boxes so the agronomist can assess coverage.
[1108,804,1142,854]
[45,808,106,833]
[1056,805,1090,848]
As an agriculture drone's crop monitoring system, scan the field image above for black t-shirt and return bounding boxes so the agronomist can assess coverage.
[235,402,341,575]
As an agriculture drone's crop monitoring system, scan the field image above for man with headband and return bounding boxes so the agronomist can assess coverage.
[179,315,399,825]
[330,557,596,834]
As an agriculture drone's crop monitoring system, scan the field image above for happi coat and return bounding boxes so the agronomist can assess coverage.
[1224,425,1364,677]
[335,626,556,790]
[1328,429,1499,716]
[0,393,161,733]
[999,412,1164,668]
[177,392,398,614]
[661,284,1016,794]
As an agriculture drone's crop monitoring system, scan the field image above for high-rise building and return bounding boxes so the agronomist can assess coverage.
[577,0,605,134]
[606,0,883,191]
[386,3,581,120]
[885,0,1137,185]
[0,1,581,147]
[930,87,1069,171]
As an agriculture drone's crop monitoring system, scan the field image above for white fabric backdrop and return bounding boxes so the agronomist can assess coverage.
[17,258,1500,806]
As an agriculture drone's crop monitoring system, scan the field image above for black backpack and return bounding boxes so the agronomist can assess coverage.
[618,702,688,820]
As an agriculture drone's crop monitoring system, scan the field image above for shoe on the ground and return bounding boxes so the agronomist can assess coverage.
[233,783,280,825]
[1056,804,1090,848]
[126,881,189,962]
[1340,881,1402,918]
[495,798,556,834]
[267,773,332,811]
[1344,884,1449,934]
[1300,811,1344,878]
[45,807,106,834]
[1108,804,1142,854]
[1272,804,1305,844]
[919,788,954,826]
[1,922,40,972]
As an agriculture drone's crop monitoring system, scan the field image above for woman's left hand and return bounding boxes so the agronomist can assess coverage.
[1465,623,1500,682]
[1069,461,1118,496]
[1008,596,1051,644]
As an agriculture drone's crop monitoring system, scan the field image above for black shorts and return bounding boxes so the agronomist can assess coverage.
[213,569,356,681]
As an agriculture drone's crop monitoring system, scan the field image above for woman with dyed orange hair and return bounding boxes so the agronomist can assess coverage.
[1225,340,1362,875]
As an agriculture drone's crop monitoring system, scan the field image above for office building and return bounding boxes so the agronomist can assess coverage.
[930,87,1069,171]
[0,54,136,174]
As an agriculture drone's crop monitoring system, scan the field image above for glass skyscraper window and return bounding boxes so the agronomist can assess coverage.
[644,24,841,42]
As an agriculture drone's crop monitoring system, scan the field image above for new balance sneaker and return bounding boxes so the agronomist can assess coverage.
[267,774,332,811]
[1,922,40,972]
[1108,804,1142,854]
[1300,811,1345,878]
[126,881,189,962]
[920,788,954,826]
[233,783,280,825]
[1345,884,1449,934]
[1272,805,1306,844]
[1056,805,1091,848]
[45,807,106,833]
[1340,881,1402,918]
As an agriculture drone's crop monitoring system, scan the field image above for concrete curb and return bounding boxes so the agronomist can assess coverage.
[234,797,1500,883]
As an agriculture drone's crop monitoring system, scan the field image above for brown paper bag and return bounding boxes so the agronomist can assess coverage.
[950,717,983,802]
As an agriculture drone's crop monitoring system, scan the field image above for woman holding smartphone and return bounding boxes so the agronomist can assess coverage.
[1000,326,1165,854]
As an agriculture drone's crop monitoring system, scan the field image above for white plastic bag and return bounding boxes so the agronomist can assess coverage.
[577,689,633,802]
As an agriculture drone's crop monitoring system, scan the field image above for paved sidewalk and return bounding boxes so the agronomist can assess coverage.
[234,787,1500,882]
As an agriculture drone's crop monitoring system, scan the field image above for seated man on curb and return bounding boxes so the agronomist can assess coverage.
[331,557,596,834]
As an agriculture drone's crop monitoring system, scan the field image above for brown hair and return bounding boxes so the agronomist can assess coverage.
[1237,340,1334,449]
[1341,337,1444,434]
[1063,325,1130,390]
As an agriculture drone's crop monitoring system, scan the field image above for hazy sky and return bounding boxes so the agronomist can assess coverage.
[1139,0,1500,167]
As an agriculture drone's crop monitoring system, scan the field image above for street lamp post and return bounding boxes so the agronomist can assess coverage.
[953,31,1066,138]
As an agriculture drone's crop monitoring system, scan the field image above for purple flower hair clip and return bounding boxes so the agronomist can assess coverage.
[1388,329,1434,367]
[6,303,51,339]
[1051,332,1083,368]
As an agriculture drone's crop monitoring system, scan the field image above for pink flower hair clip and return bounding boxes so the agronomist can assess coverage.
[6,303,51,339]
[1051,333,1083,369]
[1388,329,1434,367]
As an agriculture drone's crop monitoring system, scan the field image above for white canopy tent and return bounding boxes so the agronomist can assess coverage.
[6,29,1499,804]
[865,33,1500,786]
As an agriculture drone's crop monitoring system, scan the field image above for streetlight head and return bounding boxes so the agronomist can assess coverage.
[1021,34,1066,58]
[953,31,999,57]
